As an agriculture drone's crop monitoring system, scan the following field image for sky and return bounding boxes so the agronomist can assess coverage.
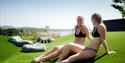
[0,0,121,29]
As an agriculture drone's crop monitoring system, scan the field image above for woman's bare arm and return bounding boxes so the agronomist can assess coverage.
[98,25,110,53]
[82,25,92,40]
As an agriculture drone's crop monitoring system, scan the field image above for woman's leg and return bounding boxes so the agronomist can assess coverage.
[59,50,96,63]
[56,45,70,62]
[56,43,85,62]
[43,46,63,57]
[33,45,63,62]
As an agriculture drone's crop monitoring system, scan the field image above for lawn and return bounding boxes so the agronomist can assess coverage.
[0,32,125,63]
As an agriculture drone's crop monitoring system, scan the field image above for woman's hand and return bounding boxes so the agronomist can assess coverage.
[107,51,117,54]
[89,37,92,41]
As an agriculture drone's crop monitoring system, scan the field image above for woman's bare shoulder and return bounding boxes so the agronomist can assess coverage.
[98,24,106,30]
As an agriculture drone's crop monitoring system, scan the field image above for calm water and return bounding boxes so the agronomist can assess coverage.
[49,30,74,36]
[58,30,74,36]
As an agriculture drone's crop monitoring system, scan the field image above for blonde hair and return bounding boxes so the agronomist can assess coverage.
[77,16,84,21]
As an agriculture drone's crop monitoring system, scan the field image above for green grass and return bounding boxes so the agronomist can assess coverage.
[0,32,125,63]
[96,32,125,63]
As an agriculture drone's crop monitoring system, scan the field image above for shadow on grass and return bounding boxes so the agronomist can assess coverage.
[94,53,107,61]
[20,50,45,53]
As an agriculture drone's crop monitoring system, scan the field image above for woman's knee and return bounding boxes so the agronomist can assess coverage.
[62,43,74,51]
[66,43,77,48]
[53,46,60,51]
[66,43,74,46]
[63,43,72,49]
[54,46,63,52]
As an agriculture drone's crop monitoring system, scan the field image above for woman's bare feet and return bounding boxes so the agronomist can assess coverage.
[55,61,61,63]
[55,60,61,63]
[55,59,70,63]
[40,62,44,63]
[32,58,41,63]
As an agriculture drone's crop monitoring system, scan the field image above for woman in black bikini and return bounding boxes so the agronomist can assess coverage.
[33,16,91,63]
[55,13,115,63]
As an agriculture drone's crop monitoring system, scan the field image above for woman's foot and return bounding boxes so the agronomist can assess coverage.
[55,60,70,63]
[61,59,71,63]
[55,61,61,63]
[55,60,61,63]
[32,58,41,63]
[40,62,44,63]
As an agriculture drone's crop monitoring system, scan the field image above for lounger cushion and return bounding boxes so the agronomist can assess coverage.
[21,43,47,52]
[9,36,33,47]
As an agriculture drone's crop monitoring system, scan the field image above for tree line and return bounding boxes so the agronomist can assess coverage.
[0,28,19,36]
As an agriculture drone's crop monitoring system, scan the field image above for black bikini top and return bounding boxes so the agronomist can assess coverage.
[92,27,100,37]
[75,30,86,38]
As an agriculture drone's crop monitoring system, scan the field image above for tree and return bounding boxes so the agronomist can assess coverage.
[0,28,3,35]
[0,28,19,36]
[111,0,125,18]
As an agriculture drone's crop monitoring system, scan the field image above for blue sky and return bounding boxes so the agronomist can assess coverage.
[0,0,121,29]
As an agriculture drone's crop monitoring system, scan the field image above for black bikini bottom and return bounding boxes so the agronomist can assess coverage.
[83,47,97,53]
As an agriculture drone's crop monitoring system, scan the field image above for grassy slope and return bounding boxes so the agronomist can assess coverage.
[0,32,125,63]
[0,36,20,62]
